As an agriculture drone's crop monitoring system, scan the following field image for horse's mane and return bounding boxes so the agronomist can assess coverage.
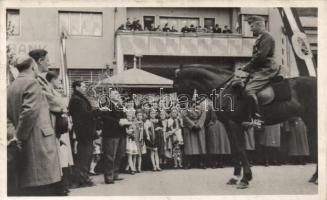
[181,64,233,76]
[177,64,234,93]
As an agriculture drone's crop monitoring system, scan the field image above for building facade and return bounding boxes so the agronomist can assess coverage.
[6,7,317,85]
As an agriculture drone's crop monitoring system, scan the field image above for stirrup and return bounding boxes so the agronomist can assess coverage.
[242,118,264,129]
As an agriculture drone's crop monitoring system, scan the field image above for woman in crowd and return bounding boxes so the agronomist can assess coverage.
[46,71,73,195]
[205,100,231,168]
[144,109,161,171]
[287,117,310,165]
[125,111,138,174]
[259,124,282,166]
[182,101,207,169]
[134,109,147,172]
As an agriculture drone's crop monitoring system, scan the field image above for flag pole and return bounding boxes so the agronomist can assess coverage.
[60,31,70,97]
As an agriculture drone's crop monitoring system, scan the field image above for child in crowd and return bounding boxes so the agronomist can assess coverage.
[89,130,102,175]
[144,109,161,171]
[167,108,184,168]
[125,112,138,175]
[157,110,168,166]
[134,109,147,172]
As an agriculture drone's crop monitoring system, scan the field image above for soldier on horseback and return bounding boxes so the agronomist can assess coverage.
[242,16,280,127]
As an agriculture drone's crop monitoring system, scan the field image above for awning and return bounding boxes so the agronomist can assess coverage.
[101,68,173,88]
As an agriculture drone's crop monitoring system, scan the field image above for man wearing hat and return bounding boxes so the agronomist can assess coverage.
[242,15,279,126]
[7,56,62,195]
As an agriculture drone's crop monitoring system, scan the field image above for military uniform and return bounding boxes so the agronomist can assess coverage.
[242,16,279,125]
[243,16,279,95]
[244,30,279,94]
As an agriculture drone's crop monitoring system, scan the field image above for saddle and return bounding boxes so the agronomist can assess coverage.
[231,75,291,105]
[256,76,291,105]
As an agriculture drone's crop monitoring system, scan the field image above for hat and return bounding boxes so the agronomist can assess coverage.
[14,56,34,71]
[246,16,265,24]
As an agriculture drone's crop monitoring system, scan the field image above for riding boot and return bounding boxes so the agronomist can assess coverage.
[249,94,263,128]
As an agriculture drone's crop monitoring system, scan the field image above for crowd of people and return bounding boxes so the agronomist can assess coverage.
[7,48,312,196]
[117,18,233,33]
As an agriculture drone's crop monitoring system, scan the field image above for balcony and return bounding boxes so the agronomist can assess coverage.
[116,31,256,58]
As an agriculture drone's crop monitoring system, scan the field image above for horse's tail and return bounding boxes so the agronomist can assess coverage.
[292,76,317,162]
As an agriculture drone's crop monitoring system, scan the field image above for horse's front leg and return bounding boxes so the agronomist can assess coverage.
[237,146,253,189]
[224,120,252,188]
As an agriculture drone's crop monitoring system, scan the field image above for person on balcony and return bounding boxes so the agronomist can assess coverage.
[126,18,132,30]
[213,24,222,33]
[162,23,171,32]
[181,25,189,33]
[222,25,232,33]
[170,26,178,32]
[189,24,196,32]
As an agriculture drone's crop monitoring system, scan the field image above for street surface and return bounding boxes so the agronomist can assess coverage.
[70,164,317,196]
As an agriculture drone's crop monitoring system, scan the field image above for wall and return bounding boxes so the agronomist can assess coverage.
[7,7,125,69]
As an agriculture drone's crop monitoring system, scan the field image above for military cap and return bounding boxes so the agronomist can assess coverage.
[246,15,265,24]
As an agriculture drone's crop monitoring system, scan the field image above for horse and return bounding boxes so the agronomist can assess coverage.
[173,64,317,189]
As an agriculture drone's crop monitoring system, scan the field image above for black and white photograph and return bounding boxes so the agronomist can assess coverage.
[1,0,326,199]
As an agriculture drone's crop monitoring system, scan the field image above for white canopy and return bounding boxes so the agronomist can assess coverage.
[101,68,173,88]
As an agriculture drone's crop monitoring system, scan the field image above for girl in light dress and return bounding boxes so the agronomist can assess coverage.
[134,109,147,173]
[125,112,138,174]
[144,109,162,171]
[167,107,184,168]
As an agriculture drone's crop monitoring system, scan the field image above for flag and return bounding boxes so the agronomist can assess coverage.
[278,8,316,77]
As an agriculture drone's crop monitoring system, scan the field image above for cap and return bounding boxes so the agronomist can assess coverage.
[14,55,34,71]
[246,16,265,24]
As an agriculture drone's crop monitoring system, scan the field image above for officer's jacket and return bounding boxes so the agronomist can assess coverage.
[245,31,276,71]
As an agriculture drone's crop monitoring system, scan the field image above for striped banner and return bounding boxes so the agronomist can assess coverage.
[278,8,317,77]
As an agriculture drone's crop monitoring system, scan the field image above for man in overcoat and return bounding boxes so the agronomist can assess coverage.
[68,81,98,188]
[7,56,62,196]
[100,89,128,184]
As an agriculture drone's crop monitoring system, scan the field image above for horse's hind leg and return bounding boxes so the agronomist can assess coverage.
[309,165,318,184]
[301,113,318,184]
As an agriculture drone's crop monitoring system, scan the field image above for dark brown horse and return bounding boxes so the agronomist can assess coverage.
[173,64,317,189]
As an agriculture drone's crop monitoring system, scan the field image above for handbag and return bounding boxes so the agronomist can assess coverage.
[55,113,69,138]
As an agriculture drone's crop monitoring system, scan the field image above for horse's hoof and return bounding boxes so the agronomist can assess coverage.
[237,181,249,189]
[308,174,318,183]
[226,178,238,185]
[245,173,253,181]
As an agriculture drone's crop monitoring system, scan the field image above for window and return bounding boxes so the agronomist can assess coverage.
[7,9,20,36]
[59,11,103,36]
[204,18,215,29]
[159,17,199,31]
[143,16,155,31]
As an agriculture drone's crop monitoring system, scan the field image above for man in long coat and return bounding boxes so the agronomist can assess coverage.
[242,16,279,125]
[68,81,98,188]
[7,56,61,195]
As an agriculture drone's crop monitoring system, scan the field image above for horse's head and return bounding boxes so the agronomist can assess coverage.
[173,64,233,99]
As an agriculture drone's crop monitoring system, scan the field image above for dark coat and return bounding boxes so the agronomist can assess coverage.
[7,72,61,188]
[100,101,126,138]
[68,90,97,142]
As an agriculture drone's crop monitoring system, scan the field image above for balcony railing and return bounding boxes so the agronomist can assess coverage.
[116,31,256,57]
